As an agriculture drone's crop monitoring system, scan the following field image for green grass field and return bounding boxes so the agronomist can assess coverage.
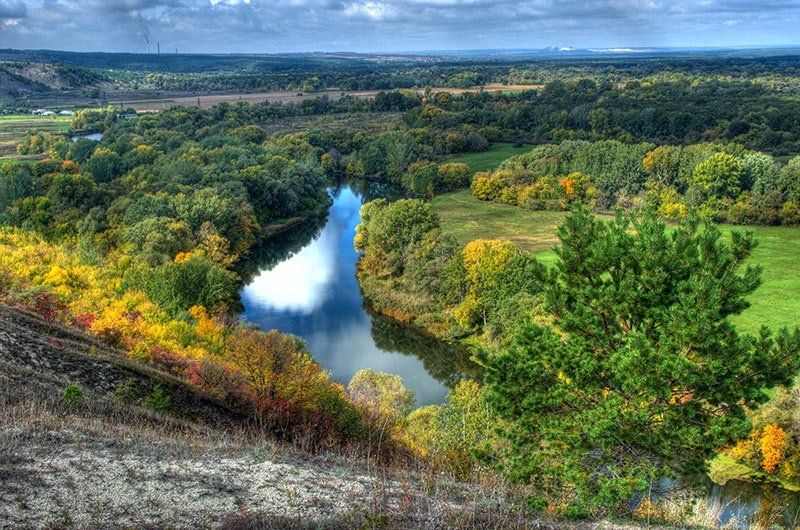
[0,114,72,158]
[446,142,529,174]
[431,190,800,334]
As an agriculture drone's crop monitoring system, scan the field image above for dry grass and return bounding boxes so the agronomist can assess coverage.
[0,375,564,529]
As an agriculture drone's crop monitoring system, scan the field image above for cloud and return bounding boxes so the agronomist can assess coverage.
[0,0,797,53]
[0,0,26,20]
[344,2,395,21]
[241,226,337,315]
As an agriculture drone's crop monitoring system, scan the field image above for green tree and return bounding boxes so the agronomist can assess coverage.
[690,152,744,199]
[483,208,800,510]
[437,162,471,191]
[777,156,800,203]
[355,198,439,277]
[0,161,34,212]
[122,255,239,316]
[124,217,193,266]
[402,161,439,199]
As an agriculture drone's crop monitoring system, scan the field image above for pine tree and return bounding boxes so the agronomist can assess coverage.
[483,208,800,511]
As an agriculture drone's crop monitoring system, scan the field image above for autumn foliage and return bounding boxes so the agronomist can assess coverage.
[0,228,363,444]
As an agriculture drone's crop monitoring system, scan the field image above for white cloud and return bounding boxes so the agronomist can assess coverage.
[343,2,395,21]
[241,227,337,314]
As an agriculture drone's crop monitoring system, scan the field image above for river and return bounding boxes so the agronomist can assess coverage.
[240,184,477,406]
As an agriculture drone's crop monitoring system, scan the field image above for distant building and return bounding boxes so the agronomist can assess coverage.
[59,110,75,116]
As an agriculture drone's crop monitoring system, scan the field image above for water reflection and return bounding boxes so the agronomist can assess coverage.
[368,308,482,387]
[240,184,478,406]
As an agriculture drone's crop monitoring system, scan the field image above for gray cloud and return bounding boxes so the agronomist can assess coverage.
[0,0,26,19]
[0,0,796,53]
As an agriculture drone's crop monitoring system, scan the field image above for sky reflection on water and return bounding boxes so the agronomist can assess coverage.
[240,186,454,406]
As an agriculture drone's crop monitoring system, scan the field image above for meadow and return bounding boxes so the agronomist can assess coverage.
[446,142,530,174]
[431,190,800,334]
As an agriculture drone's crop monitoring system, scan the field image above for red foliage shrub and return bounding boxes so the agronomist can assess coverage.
[74,313,95,330]
[33,292,67,322]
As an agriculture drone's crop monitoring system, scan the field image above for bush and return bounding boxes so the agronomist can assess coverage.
[146,385,172,413]
[437,162,471,191]
[61,385,85,407]
[471,172,507,201]
[781,201,800,225]
[349,369,415,448]
[122,255,239,316]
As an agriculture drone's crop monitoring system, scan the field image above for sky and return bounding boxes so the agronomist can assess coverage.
[0,0,797,54]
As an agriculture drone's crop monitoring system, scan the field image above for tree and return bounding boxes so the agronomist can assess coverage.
[454,239,540,330]
[437,162,471,191]
[122,254,239,316]
[740,152,778,192]
[643,146,681,188]
[402,161,439,199]
[406,379,496,477]
[483,208,800,510]
[0,161,34,212]
[777,156,800,203]
[690,152,744,199]
[355,198,440,277]
[348,369,415,446]
[348,369,415,420]
[86,147,124,183]
[124,217,192,266]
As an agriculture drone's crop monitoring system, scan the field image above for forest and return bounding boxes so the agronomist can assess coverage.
[2,49,800,527]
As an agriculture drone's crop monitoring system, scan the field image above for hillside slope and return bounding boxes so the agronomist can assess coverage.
[2,304,630,529]
[0,61,107,99]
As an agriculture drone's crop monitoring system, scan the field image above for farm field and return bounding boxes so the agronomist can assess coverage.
[431,190,800,334]
[107,83,542,111]
[0,114,71,158]
[446,142,530,173]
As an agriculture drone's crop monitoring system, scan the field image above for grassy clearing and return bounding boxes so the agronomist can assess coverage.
[446,142,530,174]
[431,190,800,333]
[431,190,568,253]
[0,114,71,158]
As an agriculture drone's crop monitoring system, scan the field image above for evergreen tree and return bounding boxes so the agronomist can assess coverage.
[483,208,800,511]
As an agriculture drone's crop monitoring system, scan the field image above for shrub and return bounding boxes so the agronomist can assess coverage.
[113,377,144,404]
[781,201,800,225]
[471,172,507,201]
[349,369,415,448]
[406,380,497,478]
[61,385,85,407]
[437,162,471,191]
[146,385,173,413]
[122,255,239,316]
